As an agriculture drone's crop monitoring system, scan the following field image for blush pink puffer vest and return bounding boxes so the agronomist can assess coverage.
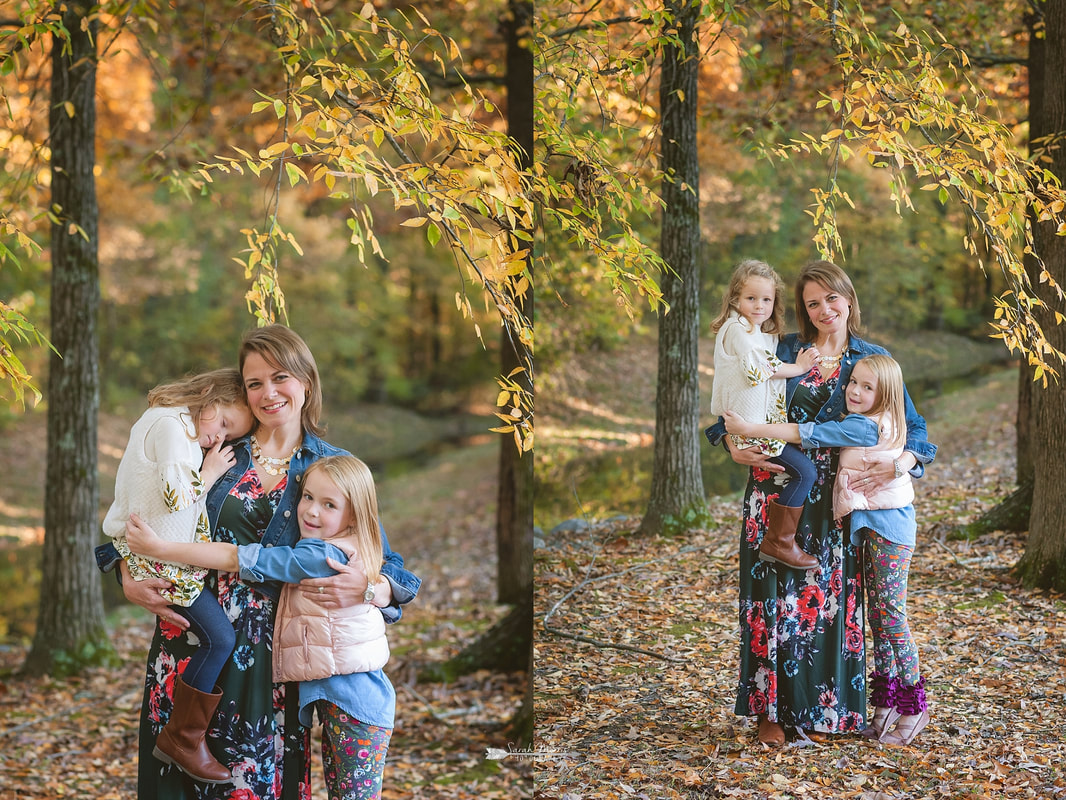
[272,538,390,682]
[833,414,914,520]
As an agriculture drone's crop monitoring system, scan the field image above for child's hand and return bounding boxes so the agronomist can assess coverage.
[201,437,237,489]
[723,410,751,436]
[125,513,164,557]
[795,346,820,372]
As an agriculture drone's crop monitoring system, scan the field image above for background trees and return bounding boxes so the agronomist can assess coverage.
[536,0,1066,587]
[2,0,536,682]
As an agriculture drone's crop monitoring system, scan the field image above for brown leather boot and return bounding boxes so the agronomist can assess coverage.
[759,500,818,569]
[154,678,232,784]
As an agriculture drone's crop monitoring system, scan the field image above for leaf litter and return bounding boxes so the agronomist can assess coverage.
[535,369,1066,799]
[0,442,531,799]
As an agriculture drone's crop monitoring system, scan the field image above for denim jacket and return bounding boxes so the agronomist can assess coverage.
[95,430,421,623]
[705,333,937,472]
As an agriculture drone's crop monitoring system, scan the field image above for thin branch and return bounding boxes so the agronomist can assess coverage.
[551,15,652,39]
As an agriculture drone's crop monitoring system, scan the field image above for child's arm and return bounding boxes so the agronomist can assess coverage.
[723,410,802,443]
[125,513,239,572]
[773,345,820,379]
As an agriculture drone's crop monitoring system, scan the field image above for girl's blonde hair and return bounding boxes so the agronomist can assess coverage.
[794,260,864,342]
[711,259,786,334]
[147,369,247,433]
[853,355,907,449]
[303,455,384,585]
[239,324,324,436]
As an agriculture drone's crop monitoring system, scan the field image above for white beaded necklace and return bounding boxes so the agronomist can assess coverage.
[250,436,298,476]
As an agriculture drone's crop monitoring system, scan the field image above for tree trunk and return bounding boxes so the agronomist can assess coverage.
[1016,0,1066,591]
[1017,7,1046,488]
[24,3,108,675]
[498,0,533,749]
[418,601,532,682]
[956,476,1033,539]
[496,0,534,609]
[639,0,705,535]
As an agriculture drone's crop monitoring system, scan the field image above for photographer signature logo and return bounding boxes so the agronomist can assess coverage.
[484,743,578,761]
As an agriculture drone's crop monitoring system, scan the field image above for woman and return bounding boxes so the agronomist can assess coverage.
[99,325,421,799]
[706,260,936,744]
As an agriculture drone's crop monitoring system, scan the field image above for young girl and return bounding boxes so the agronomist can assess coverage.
[126,454,395,800]
[102,368,253,783]
[709,259,821,569]
[724,354,931,746]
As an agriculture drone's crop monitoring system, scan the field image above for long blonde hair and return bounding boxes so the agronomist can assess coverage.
[147,368,247,435]
[853,355,907,449]
[711,259,786,334]
[303,455,384,585]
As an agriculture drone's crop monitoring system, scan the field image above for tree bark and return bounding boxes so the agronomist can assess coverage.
[1016,0,1066,591]
[639,0,705,535]
[1017,7,1046,488]
[24,2,108,675]
[496,0,534,609]
[957,476,1033,538]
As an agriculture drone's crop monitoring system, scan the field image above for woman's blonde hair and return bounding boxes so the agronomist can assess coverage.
[239,324,324,436]
[711,259,786,334]
[147,369,247,435]
[852,355,907,449]
[794,260,863,342]
[303,455,384,585]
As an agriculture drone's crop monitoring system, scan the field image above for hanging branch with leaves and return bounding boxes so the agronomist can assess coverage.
[172,1,535,448]
[763,0,1066,381]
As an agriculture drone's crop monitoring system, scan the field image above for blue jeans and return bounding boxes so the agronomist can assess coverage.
[170,589,235,692]
[770,442,817,507]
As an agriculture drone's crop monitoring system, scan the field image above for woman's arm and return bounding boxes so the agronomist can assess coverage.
[126,514,240,572]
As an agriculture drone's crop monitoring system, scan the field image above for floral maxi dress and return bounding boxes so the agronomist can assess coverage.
[137,468,312,800]
[734,368,867,733]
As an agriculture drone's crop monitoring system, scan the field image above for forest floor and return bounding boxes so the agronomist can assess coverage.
[0,409,531,799]
[536,357,1066,798]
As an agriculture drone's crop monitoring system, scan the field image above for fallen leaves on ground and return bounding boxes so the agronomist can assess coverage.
[0,442,531,799]
[535,371,1066,799]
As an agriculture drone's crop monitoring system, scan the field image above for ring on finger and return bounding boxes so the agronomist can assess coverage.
[317,586,324,594]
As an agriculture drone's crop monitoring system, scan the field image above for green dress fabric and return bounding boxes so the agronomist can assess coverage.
[733,368,867,732]
[136,468,311,799]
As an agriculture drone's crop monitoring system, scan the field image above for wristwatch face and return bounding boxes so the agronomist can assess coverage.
[363,585,375,603]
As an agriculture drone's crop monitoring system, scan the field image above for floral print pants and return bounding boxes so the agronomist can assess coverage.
[317,701,392,800]
[862,529,920,685]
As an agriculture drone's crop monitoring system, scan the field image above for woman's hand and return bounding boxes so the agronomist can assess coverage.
[724,435,784,473]
[119,560,190,630]
[298,557,393,609]
[855,452,916,494]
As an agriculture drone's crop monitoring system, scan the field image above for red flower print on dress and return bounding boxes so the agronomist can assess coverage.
[829,568,843,598]
[746,604,769,658]
[797,583,825,635]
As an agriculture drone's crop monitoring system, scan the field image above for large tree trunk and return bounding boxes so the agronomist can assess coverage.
[1017,7,1046,488]
[421,0,534,750]
[24,2,108,675]
[639,0,705,535]
[1016,0,1066,591]
[496,0,534,609]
